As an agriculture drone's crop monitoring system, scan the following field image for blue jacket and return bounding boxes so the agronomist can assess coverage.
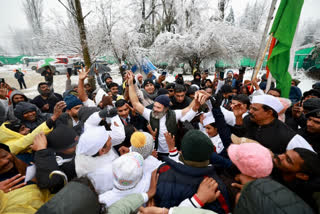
[155,157,231,214]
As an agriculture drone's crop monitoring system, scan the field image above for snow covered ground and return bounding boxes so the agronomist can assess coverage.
[0,65,317,99]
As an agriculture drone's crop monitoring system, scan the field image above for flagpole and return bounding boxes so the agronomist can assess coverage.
[250,0,278,80]
[250,33,274,90]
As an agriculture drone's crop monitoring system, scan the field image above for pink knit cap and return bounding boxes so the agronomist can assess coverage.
[228,143,273,178]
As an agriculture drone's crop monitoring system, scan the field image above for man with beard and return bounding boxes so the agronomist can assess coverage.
[272,148,320,211]
[31,82,63,113]
[232,94,314,154]
[128,72,205,159]
[4,90,29,121]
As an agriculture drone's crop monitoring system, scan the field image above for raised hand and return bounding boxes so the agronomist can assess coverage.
[125,103,136,116]
[127,71,134,85]
[0,174,26,193]
[147,124,157,140]
[196,177,221,204]
[118,146,130,155]
[52,101,67,121]
[78,65,89,81]
[30,132,47,151]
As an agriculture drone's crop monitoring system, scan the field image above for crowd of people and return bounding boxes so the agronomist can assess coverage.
[0,66,320,214]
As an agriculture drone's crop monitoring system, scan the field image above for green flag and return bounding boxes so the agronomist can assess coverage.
[267,0,304,98]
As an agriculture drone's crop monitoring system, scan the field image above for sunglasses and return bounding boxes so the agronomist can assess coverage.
[168,89,174,92]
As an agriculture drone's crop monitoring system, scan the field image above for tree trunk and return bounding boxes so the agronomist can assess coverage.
[141,0,146,33]
[188,55,201,74]
[74,0,95,90]
[218,0,225,21]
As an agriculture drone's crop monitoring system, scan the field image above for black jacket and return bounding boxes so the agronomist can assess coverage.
[232,116,296,154]
[34,149,76,193]
[31,93,63,114]
[170,96,192,110]
[298,128,320,154]
[235,178,313,214]
[285,106,307,131]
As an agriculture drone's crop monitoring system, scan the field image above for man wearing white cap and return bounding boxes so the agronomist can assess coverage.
[232,94,314,154]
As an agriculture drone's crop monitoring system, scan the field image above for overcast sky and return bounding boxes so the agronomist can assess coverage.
[0,0,319,52]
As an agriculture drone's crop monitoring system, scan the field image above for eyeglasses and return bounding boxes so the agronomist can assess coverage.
[168,89,174,92]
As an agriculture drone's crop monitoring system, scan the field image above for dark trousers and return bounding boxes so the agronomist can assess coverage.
[18,79,27,89]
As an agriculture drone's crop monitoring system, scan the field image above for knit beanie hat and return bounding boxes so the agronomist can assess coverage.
[154,95,170,107]
[228,143,273,178]
[47,125,79,152]
[303,98,320,112]
[131,132,154,159]
[112,152,144,190]
[143,79,154,88]
[306,109,320,119]
[76,126,110,156]
[64,95,83,110]
[180,130,214,167]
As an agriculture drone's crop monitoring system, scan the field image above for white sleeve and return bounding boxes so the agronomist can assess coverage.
[83,112,102,130]
[142,108,152,122]
[83,98,96,107]
[220,107,236,126]
[178,195,203,208]
[215,80,225,94]
[252,89,265,96]
[110,117,126,146]
[180,109,197,122]
[169,148,180,162]
[286,134,316,153]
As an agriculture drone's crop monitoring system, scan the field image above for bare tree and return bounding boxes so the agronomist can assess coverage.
[58,0,94,89]
[22,0,44,54]
[218,0,230,21]
[22,0,43,35]
[239,0,269,32]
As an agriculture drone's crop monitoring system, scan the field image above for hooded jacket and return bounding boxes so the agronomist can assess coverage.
[3,90,29,122]
[36,181,100,214]
[234,178,313,214]
[14,102,51,131]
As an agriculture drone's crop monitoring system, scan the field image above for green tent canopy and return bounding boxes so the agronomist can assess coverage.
[294,47,315,69]
[0,55,27,65]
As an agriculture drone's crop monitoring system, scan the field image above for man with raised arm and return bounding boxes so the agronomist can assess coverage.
[127,71,206,160]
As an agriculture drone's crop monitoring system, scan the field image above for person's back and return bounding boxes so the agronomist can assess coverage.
[155,130,231,214]
[155,157,230,213]
[234,178,313,214]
